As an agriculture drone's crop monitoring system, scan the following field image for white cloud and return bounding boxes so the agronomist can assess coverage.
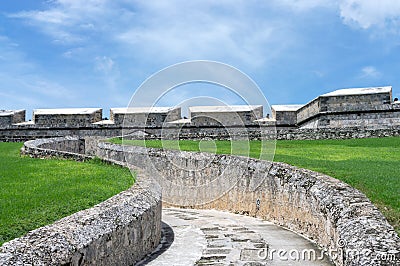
[94,55,121,97]
[7,0,400,66]
[95,56,114,73]
[273,0,400,35]
[8,0,110,44]
[340,0,400,31]
[7,1,296,68]
[115,1,294,67]
[7,0,399,94]
[360,66,381,78]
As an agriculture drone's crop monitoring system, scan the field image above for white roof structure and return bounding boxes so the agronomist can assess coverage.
[271,105,303,111]
[0,110,24,116]
[254,117,276,122]
[14,121,34,125]
[166,118,191,124]
[111,107,177,114]
[33,108,101,115]
[189,105,262,113]
[0,110,15,116]
[321,86,392,97]
[93,120,114,125]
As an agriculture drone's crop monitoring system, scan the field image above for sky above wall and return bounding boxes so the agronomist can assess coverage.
[1,0,400,118]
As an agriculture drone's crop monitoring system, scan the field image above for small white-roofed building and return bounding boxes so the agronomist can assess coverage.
[189,105,263,127]
[33,108,102,127]
[0,110,26,127]
[271,105,303,126]
[297,86,396,128]
[318,86,392,112]
[110,107,181,127]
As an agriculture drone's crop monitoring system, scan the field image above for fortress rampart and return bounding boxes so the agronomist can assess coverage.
[1,86,400,141]
[96,140,400,266]
[273,86,400,129]
[1,134,399,265]
[0,109,25,127]
[33,108,103,127]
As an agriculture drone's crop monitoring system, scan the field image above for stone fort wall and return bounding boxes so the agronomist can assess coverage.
[1,86,400,142]
[1,123,400,142]
[1,136,399,265]
[275,86,400,129]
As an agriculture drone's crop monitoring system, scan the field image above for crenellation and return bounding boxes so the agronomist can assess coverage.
[110,107,181,127]
[295,86,398,128]
[33,108,102,127]
[1,86,400,140]
[0,109,26,127]
[271,104,302,126]
[320,89,391,112]
[189,105,263,127]
[297,98,320,125]
[1,85,399,266]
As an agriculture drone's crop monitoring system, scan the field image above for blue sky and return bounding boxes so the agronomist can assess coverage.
[1,0,400,118]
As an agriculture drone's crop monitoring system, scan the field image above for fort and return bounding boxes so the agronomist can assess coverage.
[1,86,400,141]
[1,86,400,265]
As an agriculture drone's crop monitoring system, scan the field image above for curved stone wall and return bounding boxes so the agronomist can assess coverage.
[21,136,90,160]
[96,142,400,266]
[0,137,162,266]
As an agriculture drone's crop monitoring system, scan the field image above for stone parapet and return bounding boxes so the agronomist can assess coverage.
[0,110,26,127]
[33,108,103,127]
[110,107,181,127]
[1,85,400,136]
[2,124,400,142]
[96,142,400,266]
[276,126,400,140]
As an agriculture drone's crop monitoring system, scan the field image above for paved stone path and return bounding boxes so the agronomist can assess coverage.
[138,208,333,266]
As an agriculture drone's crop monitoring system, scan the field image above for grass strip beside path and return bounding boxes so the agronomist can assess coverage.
[0,142,133,246]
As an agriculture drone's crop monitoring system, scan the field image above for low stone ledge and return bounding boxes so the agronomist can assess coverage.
[2,124,400,142]
[0,137,162,266]
[21,136,90,161]
[276,126,400,140]
[0,179,161,266]
[96,142,400,266]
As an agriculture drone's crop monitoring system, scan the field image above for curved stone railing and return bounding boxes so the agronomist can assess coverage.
[21,136,91,161]
[96,142,400,266]
[0,137,162,266]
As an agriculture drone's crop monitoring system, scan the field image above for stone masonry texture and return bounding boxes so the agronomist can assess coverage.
[96,141,400,266]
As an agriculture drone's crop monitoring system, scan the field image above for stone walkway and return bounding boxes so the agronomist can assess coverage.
[138,208,333,266]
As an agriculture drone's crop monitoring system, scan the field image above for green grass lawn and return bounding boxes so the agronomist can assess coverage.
[110,137,400,234]
[0,142,133,246]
